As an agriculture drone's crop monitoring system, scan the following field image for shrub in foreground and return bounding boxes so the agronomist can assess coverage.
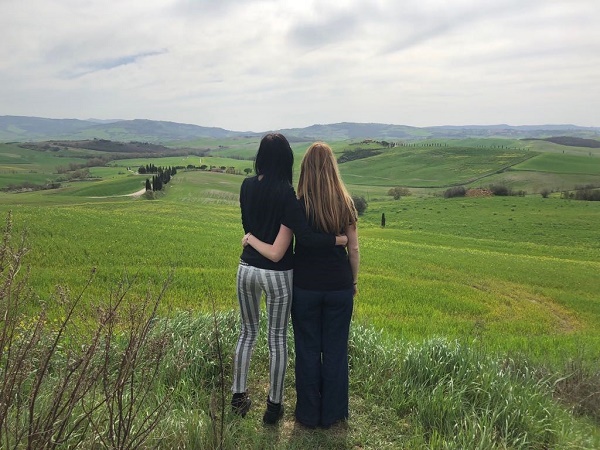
[0,213,178,449]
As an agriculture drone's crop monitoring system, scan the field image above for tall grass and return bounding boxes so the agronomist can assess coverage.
[2,214,598,448]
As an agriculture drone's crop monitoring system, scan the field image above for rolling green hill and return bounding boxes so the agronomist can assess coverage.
[513,152,600,175]
[337,144,532,188]
[0,116,252,142]
[4,136,600,196]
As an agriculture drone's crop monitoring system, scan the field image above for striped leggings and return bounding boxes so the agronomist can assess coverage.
[232,263,293,404]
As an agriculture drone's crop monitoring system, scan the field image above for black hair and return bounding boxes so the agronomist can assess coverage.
[254,133,294,184]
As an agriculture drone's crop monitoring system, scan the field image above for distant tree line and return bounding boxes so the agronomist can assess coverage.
[56,158,111,174]
[350,139,397,148]
[1,181,62,193]
[486,184,526,197]
[337,149,382,164]
[524,136,600,149]
[23,140,209,163]
[182,164,251,175]
[56,168,92,182]
[398,142,448,147]
[572,189,600,201]
[140,165,177,192]
[46,139,184,154]
[444,184,526,198]
[138,164,177,176]
[223,154,255,161]
[442,183,600,201]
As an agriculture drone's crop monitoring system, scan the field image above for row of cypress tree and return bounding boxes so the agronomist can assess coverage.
[142,166,177,191]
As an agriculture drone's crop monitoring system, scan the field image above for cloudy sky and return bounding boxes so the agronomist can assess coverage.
[1,0,598,132]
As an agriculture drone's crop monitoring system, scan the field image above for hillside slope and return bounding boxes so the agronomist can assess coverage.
[2,115,599,143]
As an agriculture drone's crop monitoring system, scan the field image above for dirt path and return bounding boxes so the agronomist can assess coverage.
[126,188,147,198]
[89,188,147,199]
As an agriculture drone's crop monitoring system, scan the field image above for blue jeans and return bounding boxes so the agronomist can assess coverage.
[292,286,354,427]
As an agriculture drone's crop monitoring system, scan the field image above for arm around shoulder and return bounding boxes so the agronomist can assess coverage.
[246,224,293,263]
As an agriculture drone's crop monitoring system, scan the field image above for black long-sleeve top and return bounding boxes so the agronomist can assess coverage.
[239,176,335,270]
[293,201,354,291]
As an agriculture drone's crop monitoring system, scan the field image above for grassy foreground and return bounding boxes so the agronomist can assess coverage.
[1,247,599,449]
[1,184,600,448]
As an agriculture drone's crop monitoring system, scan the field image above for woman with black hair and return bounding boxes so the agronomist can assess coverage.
[231,133,347,425]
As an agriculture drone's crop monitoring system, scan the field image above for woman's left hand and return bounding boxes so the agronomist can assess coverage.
[242,233,251,247]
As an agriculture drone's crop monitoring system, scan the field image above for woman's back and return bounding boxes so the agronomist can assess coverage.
[293,142,358,291]
[240,175,295,270]
[293,201,353,290]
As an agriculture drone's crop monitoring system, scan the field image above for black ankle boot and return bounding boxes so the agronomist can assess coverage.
[263,397,284,425]
[231,392,251,417]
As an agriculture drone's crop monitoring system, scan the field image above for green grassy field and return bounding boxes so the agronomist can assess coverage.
[361,195,600,358]
[1,136,600,448]
[2,171,599,363]
[331,143,534,188]
[512,152,600,175]
[0,143,90,188]
[471,170,600,194]
[526,139,600,156]
[2,138,599,352]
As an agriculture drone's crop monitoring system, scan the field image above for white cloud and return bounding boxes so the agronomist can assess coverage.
[0,0,598,130]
